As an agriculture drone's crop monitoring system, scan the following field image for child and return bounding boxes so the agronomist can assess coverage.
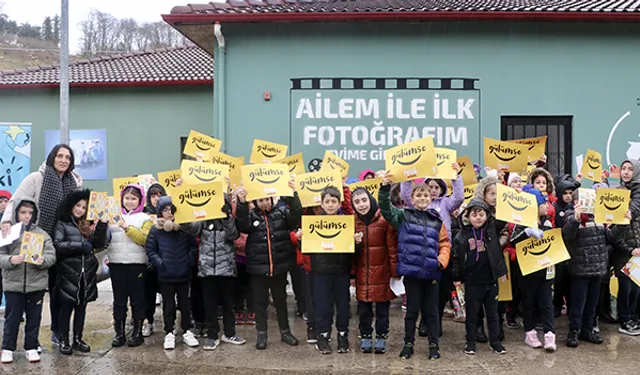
[553,178,579,318]
[562,191,613,347]
[452,198,507,355]
[54,190,110,355]
[0,200,56,364]
[528,168,557,227]
[0,190,10,311]
[379,173,450,360]
[351,187,398,354]
[180,194,245,350]
[108,184,153,348]
[510,187,556,352]
[507,174,523,192]
[235,180,302,350]
[359,170,376,181]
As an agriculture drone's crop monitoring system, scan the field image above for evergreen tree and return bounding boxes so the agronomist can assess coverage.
[53,15,60,44]
[42,16,53,41]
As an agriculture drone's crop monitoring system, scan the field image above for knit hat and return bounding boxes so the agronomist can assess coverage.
[156,196,176,215]
[0,190,10,200]
[507,173,522,187]
[523,186,547,206]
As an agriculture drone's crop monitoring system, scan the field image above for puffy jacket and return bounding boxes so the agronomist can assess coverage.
[354,209,398,302]
[236,194,302,277]
[610,159,640,271]
[379,185,450,280]
[181,217,238,278]
[562,212,611,278]
[554,179,579,228]
[146,218,193,283]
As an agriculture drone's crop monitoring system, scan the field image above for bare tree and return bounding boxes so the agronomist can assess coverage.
[116,18,137,52]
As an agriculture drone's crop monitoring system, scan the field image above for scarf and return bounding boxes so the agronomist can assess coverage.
[352,187,378,225]
[38,166,78,236]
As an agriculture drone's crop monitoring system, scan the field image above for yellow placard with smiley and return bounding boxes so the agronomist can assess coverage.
[463,183,478,206]
[580,149,603,182]
[295,170,343,208]
[172,181,226,224]
[495,183,538,228]
[276,153,306,176]
[157,170,182,195]
[112,176,139,196]
[208,149,244,189]
[429,148,457,180]
[301,215,355,254]
[516,228,570,276]
[456,155,477,185]
[250,139,288,164]
[498,252,513,302]
[385,137,437,182]
[483,138,530,172]
[180,160,229,191]
[509,136,547,162]
[348,178,382,200]
[594,188,630,225]
[183,130,222,160]
[322,150,350,179]
[241,163,293,201]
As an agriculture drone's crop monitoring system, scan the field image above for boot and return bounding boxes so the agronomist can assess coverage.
[59,332,73,355]
[566,330,579,348]
[111,320,126,347]
[73,333,91,353]
[127,320,144,347]
[280,329,299,346]
[256,331,268,350]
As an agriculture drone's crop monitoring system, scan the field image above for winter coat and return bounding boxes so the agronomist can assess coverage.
[354,209,398,302]
[561,212,612,278]
[554,179,579,228]
[181,217,238,278]
[610,159,640,271]
[379,185,450,280]
[146,219,193,283]
[107,184,152,265]
[236,194,302,277]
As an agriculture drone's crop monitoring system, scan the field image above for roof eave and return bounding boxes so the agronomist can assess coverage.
[0,79,214,90]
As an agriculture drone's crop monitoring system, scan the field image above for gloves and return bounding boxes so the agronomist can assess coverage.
[524,227,544,239]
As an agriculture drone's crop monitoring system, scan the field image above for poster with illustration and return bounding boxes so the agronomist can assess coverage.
[20,231,44,265]
[0,123,32,194]
[44,129,107,181]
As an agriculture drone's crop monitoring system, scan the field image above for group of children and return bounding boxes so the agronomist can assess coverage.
[1,156,640,364]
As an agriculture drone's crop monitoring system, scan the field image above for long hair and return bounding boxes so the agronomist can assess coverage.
[46,144,75,173]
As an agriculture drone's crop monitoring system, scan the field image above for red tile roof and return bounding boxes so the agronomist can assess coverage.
[0,45,213,89]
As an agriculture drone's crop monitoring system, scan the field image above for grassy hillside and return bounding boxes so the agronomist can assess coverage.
[0,34,65,71]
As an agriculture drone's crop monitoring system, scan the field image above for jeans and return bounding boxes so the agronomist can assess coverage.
[465,283,500,343]
[305,271,316,329]
[109,263,147,321]
[160,282,191,334]
[403,276,439,345]
[358,301,390,337]
[616,269,640,322]
[2,290,45,351]
[201,276,236,339]
[144,268,159,324]
[314,273,350,335]
[523,273,554,333]
[252,273,290,332]
[569,276,601,332]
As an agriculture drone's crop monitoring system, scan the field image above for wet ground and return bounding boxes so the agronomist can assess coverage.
[1,281,638,375]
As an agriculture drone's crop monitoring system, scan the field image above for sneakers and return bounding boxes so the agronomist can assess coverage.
[256,331,268,350]
[443,304,455,318]
[245,312,256,325]
[164,333,176,350]
[544,332,557,352]
[1,350,12,364]
[490,342,507,354]
[374,336,387,354]
[281,330,299,346]
[337,332,349,353]
[566,330,579,348]
[183,330,200,347]
[51,332,61,346]
[505,317,519,329]
[156,293,162,305]
[221,335,246,345]
[307,326,318,344]
[399,342,414,359]
[464,341,476,355]
[578,330,604,344]
[315,333,332,354]
[235,312,245,325]
[476,325,488,343]
[142,323,154,337]
[618,320,640,336]
[360,336,373,353]
[428,343,440,360]
[25,349,40,363]
[525,330,543,348]
[203,338,220,351]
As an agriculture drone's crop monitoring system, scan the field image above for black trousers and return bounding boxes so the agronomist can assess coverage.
[569,276,601,332]
[506,259,523,320]
[59,303,87,337]
[201,276,235,339]
[190,267,205,324]
[314,273,350,335]
[48,267,60,333]
[437,266,453,328]
[234,263,254,313]
[465,283,500,343]
[2,290,45,351]
[304,270,316,329]
[597,275,612,318]
[616,268,640,323]
[160,282,191,334]
[358,301,390,336]
[553,261,571,312]
[109,263,147,321]
[144,268,159,324]
[289,262,306,314]
[523,274,554,333]
[252,273,289,333]
[404,276,439,345]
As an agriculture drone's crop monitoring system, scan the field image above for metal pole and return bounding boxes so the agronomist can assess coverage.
[60,0,69,144]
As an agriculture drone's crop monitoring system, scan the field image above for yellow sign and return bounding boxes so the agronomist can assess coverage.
[510,136,548,162]
[348,178,382,201]
[276,153,306,176]
[295,170,343,207]
[208,150,244,189]
[183,130,222,160]
[322,151,350,179]
[580,149,603,182]
[112,176,139,196]
[483,137,529,172]
[20,231,45,265]
[456,155,477,185]
[172,182,226,224]
[250,139,288,164]
[516,228,570,276]
[87,192,124,224]
[495,184,538,228]
[610,275,619,298]
[498,252,513,302]
[157,170,182,194]
[181,160,229,191]
[301,215,355,253]
[241,164,293,201]
[385,137,437,182]
[594,188,630,225]
[463,183,478,206]
[431,148,457,180]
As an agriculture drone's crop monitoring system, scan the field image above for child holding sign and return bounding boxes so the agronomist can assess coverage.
[379,173,450,361]
[0,200,56,364]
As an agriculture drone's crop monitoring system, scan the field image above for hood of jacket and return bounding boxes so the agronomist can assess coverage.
[529,167,555,195]
[621,159,640,188]
[145,183,167,214]
[556,179,578,198]
[120,184,146,215]
[156,196,175,217]
[58,189,91,223]
[359,169,376,181]
[13,199,39,229]
[463,198,491,218]
[351,187,379,225]
[473,176,500,201]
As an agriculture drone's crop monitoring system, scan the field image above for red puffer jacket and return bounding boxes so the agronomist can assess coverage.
[354,209,398,302]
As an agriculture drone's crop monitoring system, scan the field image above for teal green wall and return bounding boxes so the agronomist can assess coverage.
[0,85,213,193]
[215,21,640,175]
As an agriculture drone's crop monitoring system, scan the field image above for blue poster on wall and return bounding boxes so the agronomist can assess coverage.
[45,129,107,181]
[0,123,32,194]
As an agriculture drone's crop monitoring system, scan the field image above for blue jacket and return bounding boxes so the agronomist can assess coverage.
[146,219,193,283]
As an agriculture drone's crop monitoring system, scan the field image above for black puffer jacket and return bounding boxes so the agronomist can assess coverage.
[554,179,579,228]
[561,211,611,277]
[236,194,302,277]
[611,159,640,270]
[54,190,110,306]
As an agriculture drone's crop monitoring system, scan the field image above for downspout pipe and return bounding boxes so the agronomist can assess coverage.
[214,22,226,152]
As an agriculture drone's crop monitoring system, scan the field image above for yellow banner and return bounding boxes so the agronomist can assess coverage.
[580,149,603,182]
[495,184,538,228]
[183,130,222,160]
[385,137,437,182]
[483,137,530,172]
[241,164,292,201]
[456,155,477,185]
[301,215,355,253]
[181,160,229,191]
[112,176,139,196]
[172,182,226,224]
[157,170,182,195]
[430,148,457,180]
[276,153,306,176]
[463,183,478,206]
[516,228,570,276]
[250,139,288,164]
[510,136,548,162]
[498,252,513,302]
[322,150,350,179]
[208,149,244,189]
[87,191,108,221]
[20,231,45,265]
[295,170,343,207]
[594,188,630,225]
[610,275,619,298]
[348,178,382,201]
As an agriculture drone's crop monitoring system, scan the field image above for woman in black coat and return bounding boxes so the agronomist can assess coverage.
[54,189,110,355]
